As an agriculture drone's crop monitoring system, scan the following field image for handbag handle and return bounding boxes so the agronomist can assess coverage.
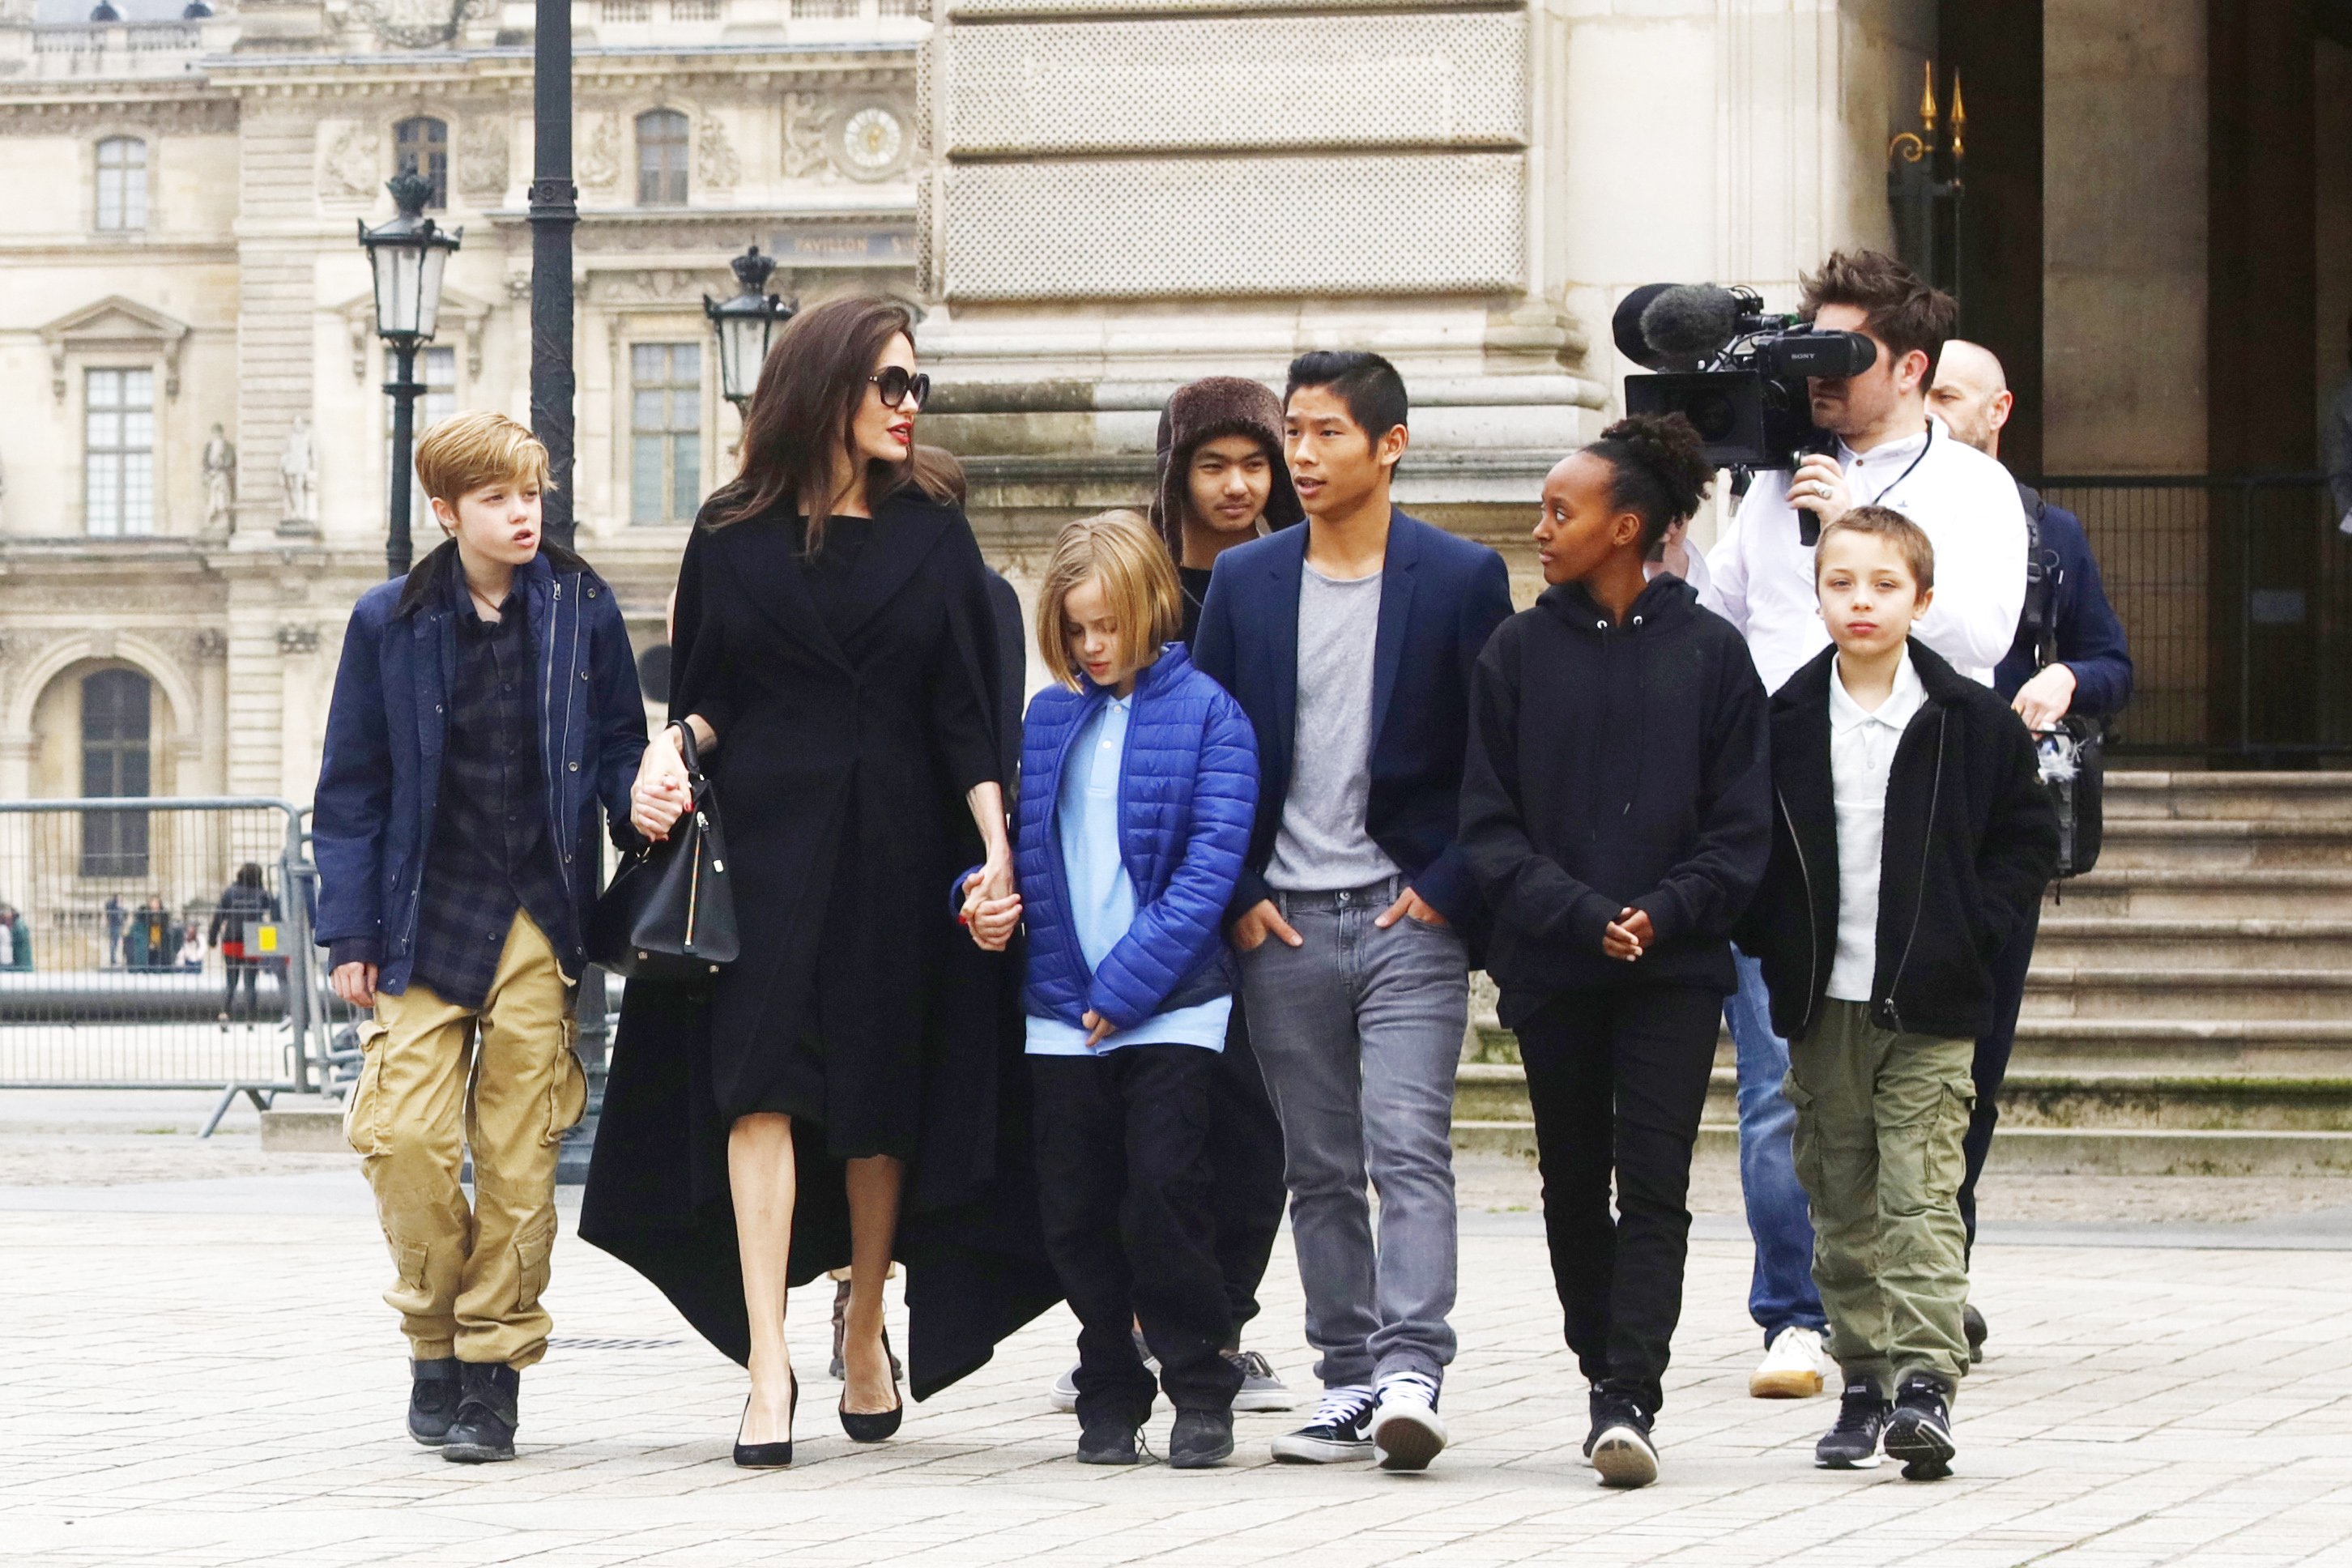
[668,718,707,781]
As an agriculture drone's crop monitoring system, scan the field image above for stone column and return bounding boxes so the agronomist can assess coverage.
[232,102,326,545]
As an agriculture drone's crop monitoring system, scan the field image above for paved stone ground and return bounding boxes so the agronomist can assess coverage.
[6,1096,2352,1566]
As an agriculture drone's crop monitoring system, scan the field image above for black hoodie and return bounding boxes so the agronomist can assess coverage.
[1736,639,2060,1043]
[1459,574,1771,1022]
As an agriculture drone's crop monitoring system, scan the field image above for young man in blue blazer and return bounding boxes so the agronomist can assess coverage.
[1192,352,1514,1472]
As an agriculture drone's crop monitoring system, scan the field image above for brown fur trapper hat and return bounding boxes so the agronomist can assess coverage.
[1149,377,1304,561]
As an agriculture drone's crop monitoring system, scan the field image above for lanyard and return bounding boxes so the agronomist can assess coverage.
[1856,422,1935,510]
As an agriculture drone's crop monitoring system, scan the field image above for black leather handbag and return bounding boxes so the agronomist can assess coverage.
[589,722,740,982]
[2021,485,2103,880]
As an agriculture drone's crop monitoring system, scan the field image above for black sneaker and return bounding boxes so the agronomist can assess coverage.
[1962,1302,1988,1365]
[1815,1378,1890,1470]
[1076,1412,1144,1466]
[1269,1386,1377,1464]
[441,1363,520,1464]
[1582,1390,1658,1489]
[407,1357,462,1447]
[1883,1373,1957,1481]
[1168,1408,1235,1470]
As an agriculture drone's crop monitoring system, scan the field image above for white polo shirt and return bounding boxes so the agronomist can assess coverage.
[1826,649,1928,1002]
[1699,415,2027,693]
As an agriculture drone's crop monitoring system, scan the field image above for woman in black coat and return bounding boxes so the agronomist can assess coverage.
[581,297,1055,1464]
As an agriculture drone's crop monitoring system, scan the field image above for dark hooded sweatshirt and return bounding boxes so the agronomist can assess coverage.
[1459,574,1772,1025]
[1149,377,1304,643]
[1736,639,2060,1044]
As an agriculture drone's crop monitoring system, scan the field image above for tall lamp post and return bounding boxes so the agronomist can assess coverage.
[357,170,461,578]
[705,245,795,413]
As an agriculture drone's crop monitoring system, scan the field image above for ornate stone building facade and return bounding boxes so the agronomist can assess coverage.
[0,0,923,806]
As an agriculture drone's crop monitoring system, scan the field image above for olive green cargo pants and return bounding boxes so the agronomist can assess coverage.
[1785,999,1975,1394]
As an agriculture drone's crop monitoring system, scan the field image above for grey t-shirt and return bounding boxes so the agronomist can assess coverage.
[1268,565,1402,892]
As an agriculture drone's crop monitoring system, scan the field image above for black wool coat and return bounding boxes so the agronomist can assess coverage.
[579,485,1059,1401]
[1459,574,1771,1022]
[1736,640,2060,1045]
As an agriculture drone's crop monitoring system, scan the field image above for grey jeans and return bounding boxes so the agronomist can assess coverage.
[1240,877,1469,1389]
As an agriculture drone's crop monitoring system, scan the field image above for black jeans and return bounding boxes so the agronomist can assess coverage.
[224,960,261,1018]
[1208,995,1287,1344]
[1515,984,1722,1417]
[1031,1044,1242,1426]
[1960,902,2042,1251]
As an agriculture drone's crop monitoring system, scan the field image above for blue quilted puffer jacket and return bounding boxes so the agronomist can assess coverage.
[1016,644,1259,1033]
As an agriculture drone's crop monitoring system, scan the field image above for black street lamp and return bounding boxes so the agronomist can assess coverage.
[357,169,461,578]
[705,245,795,410]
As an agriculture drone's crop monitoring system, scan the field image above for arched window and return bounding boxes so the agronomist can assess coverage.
[80,669,151,879]
[96,137,147,232]
[394,116,450,209]
[637,110,688,206]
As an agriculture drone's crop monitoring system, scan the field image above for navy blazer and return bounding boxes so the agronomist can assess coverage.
[1191,507,1515,943]
[1996,488,2134,719]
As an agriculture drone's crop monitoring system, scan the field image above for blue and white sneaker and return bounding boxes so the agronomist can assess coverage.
[1270,1385,1377,1464]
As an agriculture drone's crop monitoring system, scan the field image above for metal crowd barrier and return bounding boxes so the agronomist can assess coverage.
[0,797,340,1136]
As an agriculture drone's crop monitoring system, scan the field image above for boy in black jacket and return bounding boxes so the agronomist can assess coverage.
[1738,505,2057,1481]
[1459,414,1771,1489]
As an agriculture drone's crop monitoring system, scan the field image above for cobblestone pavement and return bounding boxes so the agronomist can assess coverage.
[7,1150,2352,1565]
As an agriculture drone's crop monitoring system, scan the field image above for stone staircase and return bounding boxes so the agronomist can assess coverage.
[1455,771,2352,1176]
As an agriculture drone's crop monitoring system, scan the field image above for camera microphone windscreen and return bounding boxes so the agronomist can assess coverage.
[1638,284,1745,368]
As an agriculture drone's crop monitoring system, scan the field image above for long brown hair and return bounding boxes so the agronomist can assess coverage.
[705,295,950,547]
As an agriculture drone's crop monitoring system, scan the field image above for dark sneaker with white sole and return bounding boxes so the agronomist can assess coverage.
[1270,1386,1377,1464]
[1370,1371,1446,1472]
[1076,1413,1145,1465]
[1883,1373,1957,1481]
[407,1357,462,1447]
[1962,1302,1988,1365]
[1815,1379,1890,1469]
[441,1363,519,1464]
[1583,1390,1659,1489]
[1168,1408,1235,1469]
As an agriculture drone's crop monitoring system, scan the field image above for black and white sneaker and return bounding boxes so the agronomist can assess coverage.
[1883,1373,1957,1481]
[1370,1371,1447,1472]
[1814,1378,1890,1470]
[1269,1386,1377,1464]
[1583,1389,1658,1489]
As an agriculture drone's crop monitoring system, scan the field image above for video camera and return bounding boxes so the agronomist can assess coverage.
[1614,283,1877,474]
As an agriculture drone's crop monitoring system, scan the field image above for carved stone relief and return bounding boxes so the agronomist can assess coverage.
[578,113,622,192]
[456,118,509,200]
[695,111,739,191]
[322,123,381,200]
[782,94,831,180]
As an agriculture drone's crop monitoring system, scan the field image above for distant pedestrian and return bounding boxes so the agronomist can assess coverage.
[966,509,1259,1469]
[104,894,125,967]
[0,907,30,971]
[177,924,204,973]
[126,897,173,971]
[1459,414,1770,1489]
[1738,507,2056,1481]
[209,863,281,1020]
[313,411,647,1464]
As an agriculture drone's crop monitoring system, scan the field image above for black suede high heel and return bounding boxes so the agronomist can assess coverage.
[839,1331,904,1443]
[733,1370,798,1468]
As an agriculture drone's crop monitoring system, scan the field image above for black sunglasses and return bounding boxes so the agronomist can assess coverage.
[868,367,931,409]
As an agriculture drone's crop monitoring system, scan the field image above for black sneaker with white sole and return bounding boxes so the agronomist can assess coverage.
[1815,1378,1890,1469]
[1270,1387,1377,1464]
[1883,1373,1957,1481]
[1583,1390,1659,1489]
[1370,1372,1447,1472]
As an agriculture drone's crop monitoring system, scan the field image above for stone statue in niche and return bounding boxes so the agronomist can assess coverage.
[202,424,236,532]
[279,415,317,529]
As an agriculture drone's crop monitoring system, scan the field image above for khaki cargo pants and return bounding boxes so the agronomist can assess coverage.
[1786,999,1975,1394]
[345,911,586,1370]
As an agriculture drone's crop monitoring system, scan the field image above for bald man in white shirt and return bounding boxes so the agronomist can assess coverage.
[1698,250,2026,1403]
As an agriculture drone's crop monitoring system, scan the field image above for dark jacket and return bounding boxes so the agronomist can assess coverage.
[1460,576,1770,1018]
[1192,509,1515,947]
[210,882,283,958]
[1996,485,2133,718]
[1738,640,2060,1043]
[1149,377,1304,573]
[580,485,1059,1402]
[312,543,646,993]
[1014,645,1259,1033]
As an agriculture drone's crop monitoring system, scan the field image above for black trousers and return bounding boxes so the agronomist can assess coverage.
[1031,1044,1242,1425]
[1960,902,2043,1251]
[1208,995,1287,1344]
[1515,984,1722,1417]
[224,960,261,1016]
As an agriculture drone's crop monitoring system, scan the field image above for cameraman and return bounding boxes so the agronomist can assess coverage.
[1930,339,2132,1358]
[1700,250,2026,1402]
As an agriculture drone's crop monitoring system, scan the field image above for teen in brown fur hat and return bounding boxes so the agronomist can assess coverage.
[1150,377,1305,642]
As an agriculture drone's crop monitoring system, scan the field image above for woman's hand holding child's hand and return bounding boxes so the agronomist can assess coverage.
[630,726,692,842]
[960,867,1021,952]
[1603,906,1654,963]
